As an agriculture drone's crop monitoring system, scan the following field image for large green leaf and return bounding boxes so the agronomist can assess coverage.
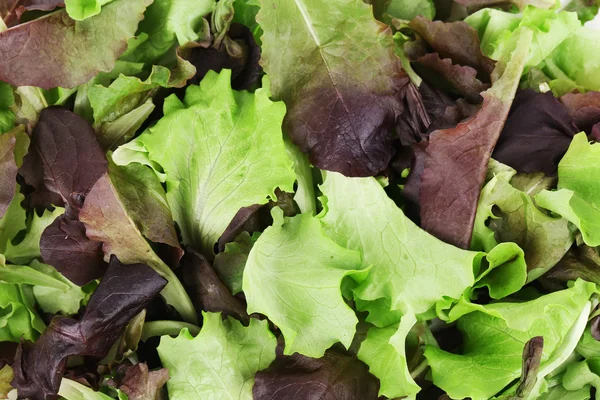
[243,209,365,357]
[547,27,600,93]
[157,312,276,400]
[318,171,482,317]
[426,280,597,400]
[113,70,295,255]
[536,133,600,247]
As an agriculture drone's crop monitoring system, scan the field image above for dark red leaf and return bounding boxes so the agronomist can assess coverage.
[11,256,166,400]
[186,23,262,91]
[253,348,380,400]
[493,89,579,175]
[20,107,107,213]
[415,53,489,103]
[408,16,495,80]
[181,249,248,323]
[40,215,107,286]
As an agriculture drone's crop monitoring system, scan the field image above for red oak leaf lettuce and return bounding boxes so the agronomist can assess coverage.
[416,29,532,248]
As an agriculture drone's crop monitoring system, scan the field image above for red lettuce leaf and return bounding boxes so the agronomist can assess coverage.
[253,348,380,400]
[11,256,166,400]
[0,126,27,218]
[0,0,63,28]
[118,363,169,400]
[493,89,579,175]
[20,107,107,213]
[416,30,531,248]
[414,53,489,103]
[180,249,249,323]
[186,23,262,91]
[408,16,495,80]
[561,91,600,135]
[0,0,151,89]
[40,215,107,286]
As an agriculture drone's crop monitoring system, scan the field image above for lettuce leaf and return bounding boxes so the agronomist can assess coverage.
[12,257,167,400]
[80,160,196,324]
[426,280,597,400]
[64,0,114,21]
[472,161,574,280]
[243,209,365,357]
[0,126,28,219]
[536,133,600,246]
[257,0,412,176]
[120,0,215,65]
[0,0,152,89]
[157,312,276,400]
[415,27,531,248]
[113,70,295,256]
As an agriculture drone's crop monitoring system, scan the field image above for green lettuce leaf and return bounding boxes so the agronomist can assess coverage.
[4,207,64,265]
[0,256,45,342]
[0,192,27,254]
[64,0,114,21]
[0,365,13,399]
[318,171,483,317]
[113,70,295,255]
[426,280,597,400]
[546,27,600,93]
[536,133,600,247]
[157,312,276,400]
[472,162,574,280]
[356,313,421,398]
[213,231,257,295]
[0,81,14,134]
[381,0,435,21]
[58,378,113,400]
[243,208,365,357]
[233,0,262,43]
[563,0,600,23]
[30,260,87,316]
[121,0,215,65]
[561,358,600,394]
[465,7,580,69]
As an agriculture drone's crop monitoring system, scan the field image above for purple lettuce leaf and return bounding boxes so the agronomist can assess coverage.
[11,256,166,400]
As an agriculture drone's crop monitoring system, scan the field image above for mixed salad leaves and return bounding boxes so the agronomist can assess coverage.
[1,0,600,399]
